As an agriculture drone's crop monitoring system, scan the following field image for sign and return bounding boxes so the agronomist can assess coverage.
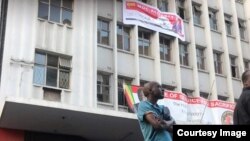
[123,0,185,41]
[158,90,235,124]
[123,84,235,124]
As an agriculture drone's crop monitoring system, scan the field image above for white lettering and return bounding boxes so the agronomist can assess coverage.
[220,129,247,138]
[176,129,217,138]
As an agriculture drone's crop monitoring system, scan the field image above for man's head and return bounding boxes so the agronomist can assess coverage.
[242,70,250,88]
[143,81,164,100]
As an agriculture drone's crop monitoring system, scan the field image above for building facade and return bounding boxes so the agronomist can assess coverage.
[0,0,249,140]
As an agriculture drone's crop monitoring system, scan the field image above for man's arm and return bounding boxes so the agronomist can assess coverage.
[144,112,174,130]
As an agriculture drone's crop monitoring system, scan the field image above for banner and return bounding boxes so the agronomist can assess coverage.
[123,0,185,41]
[124,84,235,124]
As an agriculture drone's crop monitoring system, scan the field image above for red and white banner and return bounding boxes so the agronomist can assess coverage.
[123,0,185,41]
[157,90,235,124]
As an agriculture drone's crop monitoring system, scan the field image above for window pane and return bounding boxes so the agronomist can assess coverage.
[124,36,130,51]
[98,20,102,29]
[47,55,58,67]
[117,34,123,49]
[62,9,72,26]
[102,21,109,30]
[33,65,45,85]
[118,88,126,106]
[40,0,49,2]
[160,45,164,60]
[35,52,46,65]
[101,31,109,45]
[63,0,72,9]
[46,68,58,87]
[59,70,70,89]
[38,2,49,20]
[179,8,185,19]
[97,30,101,43]
[51,0,61,6]
[139,40,144,54]
[117,25,123,35]
[50,5,60,23]
[143,33,150,40]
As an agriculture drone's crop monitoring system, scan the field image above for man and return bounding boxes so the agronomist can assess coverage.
[137,81,174,141]
[233,70,250,124]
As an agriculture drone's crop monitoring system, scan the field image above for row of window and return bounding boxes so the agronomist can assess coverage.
[193,4,246,40]
[38,0,247,40]
[98,19,250,78]
[98,73,231,108]
[140,0,247,40]
[33,50,246,108]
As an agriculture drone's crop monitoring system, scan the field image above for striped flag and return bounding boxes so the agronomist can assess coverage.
[123,83,140,112]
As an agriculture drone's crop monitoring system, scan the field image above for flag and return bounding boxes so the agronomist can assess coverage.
[123,83,140,112]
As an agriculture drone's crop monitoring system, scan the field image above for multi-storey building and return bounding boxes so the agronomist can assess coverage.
[0,0,249,140]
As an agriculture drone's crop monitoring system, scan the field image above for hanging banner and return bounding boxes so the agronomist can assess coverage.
[123,0,185,41]
[124,84,235,124]
[157,90,235,124]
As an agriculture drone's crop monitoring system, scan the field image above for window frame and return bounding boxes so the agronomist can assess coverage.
[244,60,250,71]
[138,29,151,56]
[33,51,72,89]
[213,52,222,74]
[209,9,217,31]
[98,18,110,46]
[118,76,133,107]
[38,0,73,26]
[176,0,185,20]
[196,47,205,70]
[158,0,168,12]
[179,42,189,66]
[182,88,193,97]
[117,24,131,51]
[238,19,246,40]
[230,56,238,78]
[192,3,202,25]
[159,35,171,62]
[224,14,232,35]
[97,73,111,103]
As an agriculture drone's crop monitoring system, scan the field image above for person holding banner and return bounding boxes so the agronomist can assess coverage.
[233,70,250,124]
[137,81,174,141]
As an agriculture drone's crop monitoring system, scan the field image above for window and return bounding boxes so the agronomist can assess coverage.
[117,24,130,51]
[209,9,217,30]
[140,80,148,87]
[33,51,71,89]
[192,3,201,25]
[162,84,175,91]
[235,0,243,3]
[179,43,189,66]
[97,73,110,103]
[43,87,61,101]
[160,35,171,61]
[196,47,205,70]
[158,0,168,12]
[38,0,73,26]
[200,92,210,100]
[182,88,193,97]
[230,56,238,78]
[118,77,132,107]
[138,30,151,56]
[176,0,185,19]
[244,60,250,70]
[225,15,232,35]
[238,19,246,40]
[138,0,148,3]
[213,52,222,74]
[218,95,228,101]
[98,19,110,45]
